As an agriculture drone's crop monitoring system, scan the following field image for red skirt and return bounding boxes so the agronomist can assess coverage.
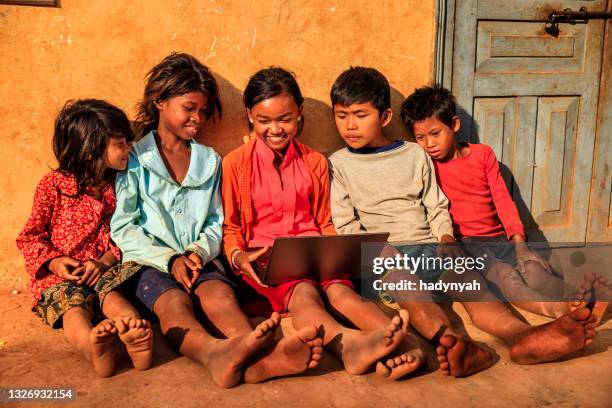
[241,274,354,314]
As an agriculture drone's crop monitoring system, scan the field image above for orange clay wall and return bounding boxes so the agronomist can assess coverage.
[0,0,436,287]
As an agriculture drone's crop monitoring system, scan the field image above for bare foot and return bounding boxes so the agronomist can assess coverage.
[340,310,408,375]
[435,335,493,377]
[203,312,280,388]
[116,317,154,371]
[592,272,611,325]
[90,319,118,378]
[244,325,323,383]
[509,307,597,364]
[376,333,425,380]
[570,271,595,311]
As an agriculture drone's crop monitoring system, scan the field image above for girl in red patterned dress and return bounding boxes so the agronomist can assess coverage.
[16,99,153,377]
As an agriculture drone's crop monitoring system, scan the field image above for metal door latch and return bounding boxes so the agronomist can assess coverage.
[545,7,612,37]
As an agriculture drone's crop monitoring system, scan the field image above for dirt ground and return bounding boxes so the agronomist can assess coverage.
[1,284,611,408]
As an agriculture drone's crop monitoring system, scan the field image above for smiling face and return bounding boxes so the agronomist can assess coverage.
[333,102,392,149]
[156,91,209,141]
[103,136,131,171]
[247,93,302,155]
[413,115,461,161]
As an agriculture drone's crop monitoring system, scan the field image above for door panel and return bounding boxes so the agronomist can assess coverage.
[476,22,586,73]
[532,97,580,239]
[452,0,606,243]
[587,7,612,242]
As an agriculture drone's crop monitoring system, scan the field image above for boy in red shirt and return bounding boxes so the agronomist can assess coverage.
[400,84,609,323]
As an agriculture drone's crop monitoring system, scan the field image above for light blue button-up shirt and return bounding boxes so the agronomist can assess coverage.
[111,131,223,273]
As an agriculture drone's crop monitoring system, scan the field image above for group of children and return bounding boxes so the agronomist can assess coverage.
[16,52,610,387]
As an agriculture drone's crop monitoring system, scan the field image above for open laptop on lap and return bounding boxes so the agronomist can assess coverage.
[253,232,389,286]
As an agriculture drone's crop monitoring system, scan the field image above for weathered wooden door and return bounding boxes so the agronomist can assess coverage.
[446,0,609,244]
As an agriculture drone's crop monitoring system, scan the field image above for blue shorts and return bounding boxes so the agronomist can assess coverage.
[461,236,516,274]
[391,243,450,302]
[393,243,445,284]
[135,258,235,313]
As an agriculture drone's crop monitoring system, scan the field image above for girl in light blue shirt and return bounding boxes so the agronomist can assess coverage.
[107,53,322,388]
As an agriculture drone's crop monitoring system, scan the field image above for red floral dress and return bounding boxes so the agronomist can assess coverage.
[16,171,121,308]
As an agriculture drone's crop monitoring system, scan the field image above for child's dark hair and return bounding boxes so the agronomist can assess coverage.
[330,67,390,115]
[400,84,457,132]
[53,99,134,194]
[136,52,223,136]
[243,67,304,134]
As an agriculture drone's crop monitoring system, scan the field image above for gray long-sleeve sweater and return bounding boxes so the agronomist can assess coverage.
[329,141,454,244]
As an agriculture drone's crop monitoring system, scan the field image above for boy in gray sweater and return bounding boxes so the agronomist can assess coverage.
[328,67,597,376]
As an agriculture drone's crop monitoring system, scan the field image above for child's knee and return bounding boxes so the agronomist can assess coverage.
[521,260,549,289]
[154,289,193,316]
[324,282,354,304]
[523,260,546,276]
[292,281,323,306]
[62,306,92,323]
[197,279,234,298]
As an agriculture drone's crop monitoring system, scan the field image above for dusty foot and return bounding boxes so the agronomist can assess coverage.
[509,307,597,364]
[90,319,118,378]
[570,271,595,312]
[340,309,408,375]
[592,272,611,325]
[244,325,323,383]
[116,317,154,371]
[204,312,280,388]
[375,332,425,380]
[435,335,493,377]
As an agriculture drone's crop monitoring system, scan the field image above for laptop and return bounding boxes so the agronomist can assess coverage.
[253,232,390,286]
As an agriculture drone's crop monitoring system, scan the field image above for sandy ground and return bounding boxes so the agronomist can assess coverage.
[1,286,611,408]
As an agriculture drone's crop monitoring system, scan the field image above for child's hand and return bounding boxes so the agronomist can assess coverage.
[515,247,550,275]
[74,260,110,287]
[233,247,269,287]
[170,255,201,293]
[186,251,204,287]
[437,235,466,259]
[48,256,81,281]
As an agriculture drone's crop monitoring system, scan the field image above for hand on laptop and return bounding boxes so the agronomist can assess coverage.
[233,247,269,287]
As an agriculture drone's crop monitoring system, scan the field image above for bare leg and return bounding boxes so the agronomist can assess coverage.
[63,308,119,378]
[62,307,95,362]
[487,262,591,318]
[194,279,255,337]
[325,283,424,380]
[153,288,277,388]
[519,261,576,298]
[101,290,141,320]
[289,282,406,375]
[194,280,322,383]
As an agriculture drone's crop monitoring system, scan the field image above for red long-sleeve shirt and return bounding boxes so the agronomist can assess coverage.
[432,143,524,240]
[16,171,121,307]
